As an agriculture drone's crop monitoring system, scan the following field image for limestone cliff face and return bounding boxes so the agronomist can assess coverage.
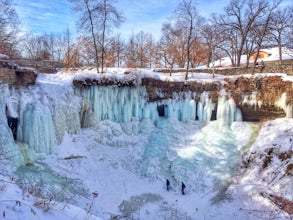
[0,61,37,88]
[18,70,292,122]
[224,75,293,121]
[141,78,221,102]
[141,75,292,122]
[73,73,293,122]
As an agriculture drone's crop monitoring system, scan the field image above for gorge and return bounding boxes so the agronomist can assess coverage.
[0,67,293,219]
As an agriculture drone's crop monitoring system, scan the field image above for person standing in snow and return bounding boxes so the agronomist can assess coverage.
[261,60,265,72]
[166,179,170,191]
[181,182,186,195]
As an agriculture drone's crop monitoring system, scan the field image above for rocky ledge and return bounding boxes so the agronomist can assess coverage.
[0,60,37,87]
[73,72,293,122]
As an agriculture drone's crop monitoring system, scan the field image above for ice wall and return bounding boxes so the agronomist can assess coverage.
[0,74,82,166]
[0,84,24,167]
[20,103,55,154]
[78,85,241,127]
[217,96,242,127]
[276,93,293,118]
[77,86,159,124]
[1,75,242,167]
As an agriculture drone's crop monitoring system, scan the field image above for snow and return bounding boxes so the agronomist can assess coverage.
[0,53,9,59]
[228,118,293,217]
[199,47,293,68]
[0,70,293,219]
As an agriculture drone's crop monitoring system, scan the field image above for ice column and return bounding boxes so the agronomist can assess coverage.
[19,103,56,155]
[163,92,196,121]
[197,92,215,124]
[0,84,24,167]
[276,93,292,118]
[80,85,158,123]
[217,96,242,126]
[286,104,293,118]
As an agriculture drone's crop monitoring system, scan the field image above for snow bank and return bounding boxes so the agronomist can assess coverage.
[228,118,293,218]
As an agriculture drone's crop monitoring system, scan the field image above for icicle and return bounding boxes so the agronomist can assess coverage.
[275,93,287,111]
[196,92,214,124]
[286,104,293,118]
[20,103,56,155]
[0,84,24,167]
[217,96,242,127]
[197,102,203,122]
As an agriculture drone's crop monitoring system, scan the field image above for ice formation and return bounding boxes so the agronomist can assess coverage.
[0,84,24,167]
[276,93,293,118]
[0,73,245,168]
[78,86,240,127]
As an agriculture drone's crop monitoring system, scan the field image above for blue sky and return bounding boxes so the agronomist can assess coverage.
[16,0,292,40]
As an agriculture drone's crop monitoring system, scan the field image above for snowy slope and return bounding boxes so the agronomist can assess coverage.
[228,118,293,219]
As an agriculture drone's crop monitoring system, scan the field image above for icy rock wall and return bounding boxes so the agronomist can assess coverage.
[0,84,24,167]
[47,88,81,143]
[15,81,82,159]
[217,96,243,127]
[77,85,241,126]
[1,79,242,167]
[1,75,82,166]
[20,103,55,154]
[77,86,159,124]
[276,93,293,118]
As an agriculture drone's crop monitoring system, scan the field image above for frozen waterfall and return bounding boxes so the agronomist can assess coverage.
[0,75,243,167]
[0,84,24,167]
[78,86,240,126]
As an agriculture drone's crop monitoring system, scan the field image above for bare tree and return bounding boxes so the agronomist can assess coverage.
[105,33,125,67]
[125,33,137,68]
[111,33,124,67]
[251,1,281,71]
[55,34,67,64]
[159,22,187,73]
[124,31,155,68]
[269,6,293,63]
[99,0,124,72]
[68,0,100,72]
[174,0,202,80]
[213,0,270,67]
[68,0,123,73]
[201,22,224,68]
[64,27,72,69]
[135,31,153,68]
[23,34,46,61]
[0,0,19,57]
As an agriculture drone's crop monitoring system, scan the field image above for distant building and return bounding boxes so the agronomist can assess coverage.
[250,49,272,60]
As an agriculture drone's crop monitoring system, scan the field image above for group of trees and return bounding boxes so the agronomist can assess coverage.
[210,0,292,69]
[0,0,292,77]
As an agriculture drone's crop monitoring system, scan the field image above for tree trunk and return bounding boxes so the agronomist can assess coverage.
[101,0,107,73]
[278,33,282,64]
[86,2,99,73]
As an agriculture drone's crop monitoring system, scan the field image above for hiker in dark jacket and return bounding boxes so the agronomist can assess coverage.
[166,179,170,191]
[181,182,186,195]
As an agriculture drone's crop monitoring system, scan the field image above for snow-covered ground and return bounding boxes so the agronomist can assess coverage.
[0,70,292,219]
